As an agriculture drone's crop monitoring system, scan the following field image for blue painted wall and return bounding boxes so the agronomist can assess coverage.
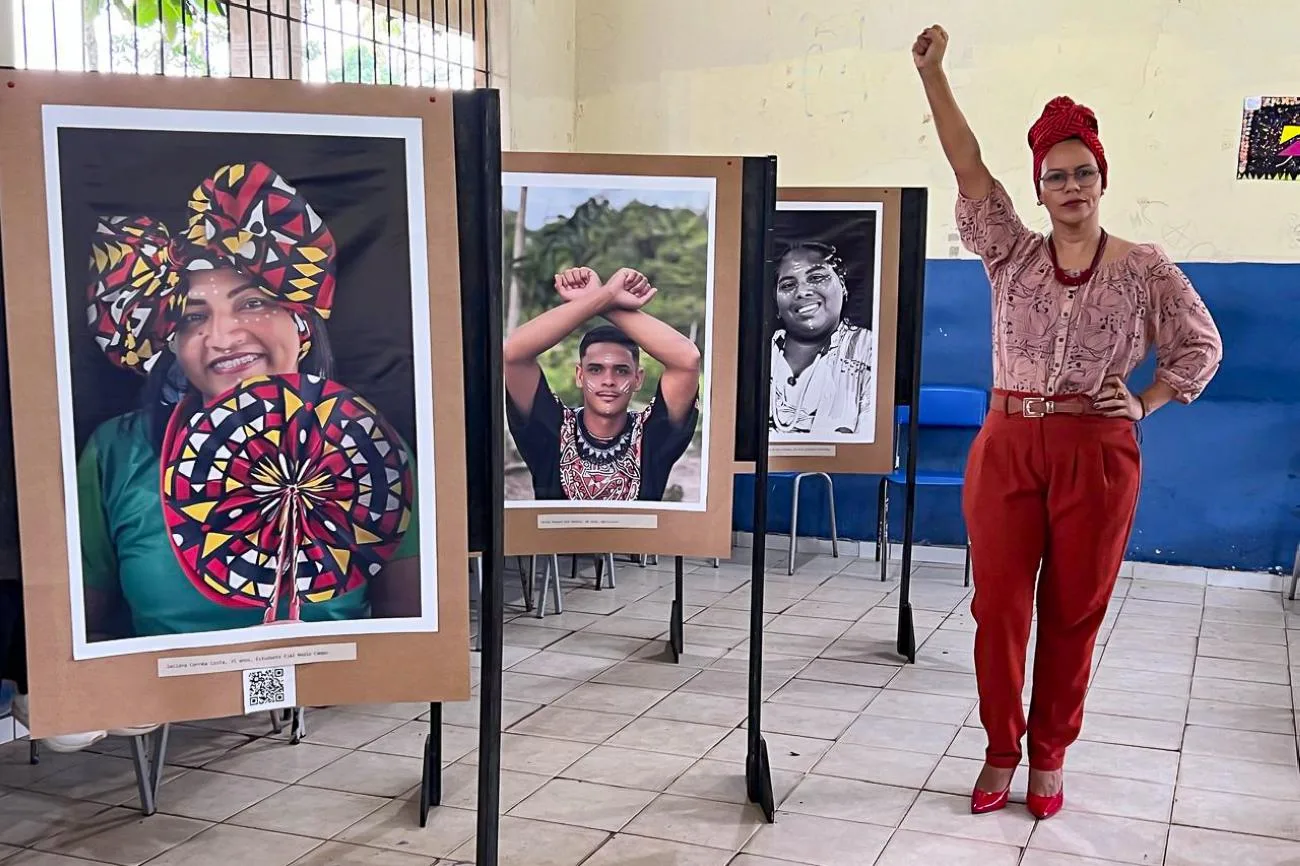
[734,259,1300,573]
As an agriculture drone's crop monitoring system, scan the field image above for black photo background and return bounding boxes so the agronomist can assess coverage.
[771,208,877,332]
[56,127,420,457]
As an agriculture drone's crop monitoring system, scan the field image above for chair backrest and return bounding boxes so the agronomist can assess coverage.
[895,385,987,430]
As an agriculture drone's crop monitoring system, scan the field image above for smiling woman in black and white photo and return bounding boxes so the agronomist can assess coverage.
[769,238,875,438]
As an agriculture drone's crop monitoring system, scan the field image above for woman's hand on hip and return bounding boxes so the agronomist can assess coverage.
[1093,375,1146,420]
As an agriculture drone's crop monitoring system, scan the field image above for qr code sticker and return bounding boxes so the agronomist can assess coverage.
[242,665,297,714]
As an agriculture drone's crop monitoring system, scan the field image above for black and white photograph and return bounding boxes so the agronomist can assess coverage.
[770,202,884,443]
[501,171,716,510]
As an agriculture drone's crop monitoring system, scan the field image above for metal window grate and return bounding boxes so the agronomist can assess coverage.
[1,0,489,88]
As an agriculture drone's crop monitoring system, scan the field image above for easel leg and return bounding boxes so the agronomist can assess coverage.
[668,556,685,662]
[419,702,443,826]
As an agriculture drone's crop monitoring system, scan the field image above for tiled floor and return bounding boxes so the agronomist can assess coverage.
[4,552,1300,865]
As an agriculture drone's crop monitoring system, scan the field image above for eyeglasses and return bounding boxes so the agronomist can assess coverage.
[1040,166,1101,191]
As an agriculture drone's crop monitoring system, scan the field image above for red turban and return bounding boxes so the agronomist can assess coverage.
[1028,96,1108,196]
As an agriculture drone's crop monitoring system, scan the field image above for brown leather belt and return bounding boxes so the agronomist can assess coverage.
[990,393,1102,418]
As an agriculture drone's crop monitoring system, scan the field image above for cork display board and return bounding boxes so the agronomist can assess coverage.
[766,187,902,475]
[0,72,470,737]
[499,152,742,558]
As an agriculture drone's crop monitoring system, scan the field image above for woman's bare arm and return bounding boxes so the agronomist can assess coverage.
[913,25,993,199]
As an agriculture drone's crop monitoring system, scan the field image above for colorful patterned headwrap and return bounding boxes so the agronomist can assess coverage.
[87,162,337,374]
[1028,96,1109,197]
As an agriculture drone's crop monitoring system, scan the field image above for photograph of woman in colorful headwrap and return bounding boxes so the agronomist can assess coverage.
[74,160,421,647]
[770,206,881,442]
[502,176,714,507]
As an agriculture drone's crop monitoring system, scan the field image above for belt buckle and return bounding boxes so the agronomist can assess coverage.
[1022,397,1054,418]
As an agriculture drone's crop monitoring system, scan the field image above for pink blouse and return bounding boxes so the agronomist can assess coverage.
[956,181,1223,403]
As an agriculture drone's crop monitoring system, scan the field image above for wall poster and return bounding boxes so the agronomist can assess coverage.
[0,73,470,737]
[1237,96,1300,181]
[768,188,901,474]
[500,153,742,558]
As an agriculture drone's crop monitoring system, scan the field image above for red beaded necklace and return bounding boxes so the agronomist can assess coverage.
[1047,229,1108,287]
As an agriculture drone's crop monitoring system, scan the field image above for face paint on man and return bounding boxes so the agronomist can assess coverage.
[576,344,644,419]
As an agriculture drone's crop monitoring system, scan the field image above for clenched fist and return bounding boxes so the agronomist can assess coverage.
[912,25,948,72]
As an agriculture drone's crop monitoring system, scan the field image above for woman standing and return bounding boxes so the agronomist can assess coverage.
[913,25,1222,819]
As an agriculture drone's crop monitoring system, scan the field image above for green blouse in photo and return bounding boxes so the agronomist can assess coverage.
[78,411,420,639]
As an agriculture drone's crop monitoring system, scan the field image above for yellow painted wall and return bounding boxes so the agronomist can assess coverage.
[493,0,578,151]
[570,0,1300,262]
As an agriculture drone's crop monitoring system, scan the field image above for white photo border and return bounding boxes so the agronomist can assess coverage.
[42,104,441,660]
[770,199,885,445]
[501,170,718,512]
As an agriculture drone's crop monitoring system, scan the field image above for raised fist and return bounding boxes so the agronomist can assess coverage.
[912,25,948,72]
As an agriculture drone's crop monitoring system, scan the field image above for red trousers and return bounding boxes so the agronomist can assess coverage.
[962,398,1141,771]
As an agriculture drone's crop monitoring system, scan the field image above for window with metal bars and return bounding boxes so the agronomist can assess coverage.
[0,0,489,87]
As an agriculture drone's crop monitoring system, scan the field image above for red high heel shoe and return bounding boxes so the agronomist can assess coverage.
[970,783,1012,814]
[1026,788,1064,820]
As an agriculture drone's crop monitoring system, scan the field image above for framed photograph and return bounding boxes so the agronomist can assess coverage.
[500,154,742,557]
[1237,96,1300,181]
[0,73,470,736]
[768,189,901,474]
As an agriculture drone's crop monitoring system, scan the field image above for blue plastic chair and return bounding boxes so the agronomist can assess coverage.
[876,386,988,586]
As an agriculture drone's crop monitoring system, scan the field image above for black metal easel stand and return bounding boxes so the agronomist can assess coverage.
[894,188,929,665]
[418,702,443,820]
[417,88,506,866]
[742,155,779,822]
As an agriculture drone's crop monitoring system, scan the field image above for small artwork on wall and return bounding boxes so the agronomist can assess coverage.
[1237,96,1300,181]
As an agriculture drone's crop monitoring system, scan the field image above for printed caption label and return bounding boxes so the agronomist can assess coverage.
[243,665,298,714]
[769,444,837,457]
[158,642,356,677]
[538,514,659,530]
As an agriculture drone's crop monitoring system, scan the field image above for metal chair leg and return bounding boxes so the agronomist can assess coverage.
[532,555,545,618]
[603,552,617,589]
[875,478,887,561]
[549,554,563,614]
[535,554,563,617]
[789,473,804,575]
[594,554,604,590]
[710,558,720,568]
[964,537,972,588]
[1289,542,1300,601]
[130,724,170,817]
[879,482,890,582]
[516,557,534,612]
[820,472,839,559]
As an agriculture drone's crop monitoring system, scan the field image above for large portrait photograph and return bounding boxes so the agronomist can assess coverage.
[771,202,884,444]
[501,172,716,511]
[45,106,440,659]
